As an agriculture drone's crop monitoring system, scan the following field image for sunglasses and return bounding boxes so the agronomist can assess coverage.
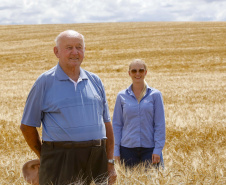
[130,68,145,74]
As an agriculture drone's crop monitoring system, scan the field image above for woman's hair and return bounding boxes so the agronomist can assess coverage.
[129,59,147,70]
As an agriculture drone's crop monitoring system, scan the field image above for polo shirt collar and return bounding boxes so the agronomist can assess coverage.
[55,63,88,81]
[79,67,88,80]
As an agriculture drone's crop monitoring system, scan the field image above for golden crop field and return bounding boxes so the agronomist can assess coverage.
[0,22,225,184]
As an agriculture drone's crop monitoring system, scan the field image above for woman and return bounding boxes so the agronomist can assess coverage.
[113,59,165,168]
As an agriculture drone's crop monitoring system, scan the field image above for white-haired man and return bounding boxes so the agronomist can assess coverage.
[21,30,117,185]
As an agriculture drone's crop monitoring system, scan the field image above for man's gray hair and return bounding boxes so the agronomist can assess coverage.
[55,30,85,49]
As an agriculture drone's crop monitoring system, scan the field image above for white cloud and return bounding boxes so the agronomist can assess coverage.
[0,0,225,24]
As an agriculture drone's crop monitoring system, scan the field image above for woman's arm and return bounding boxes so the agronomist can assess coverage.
[153,92,166,156]
[112,94,124,158]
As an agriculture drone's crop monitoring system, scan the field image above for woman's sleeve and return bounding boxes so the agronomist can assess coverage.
[153,91,166,156]
[112,94,124,156]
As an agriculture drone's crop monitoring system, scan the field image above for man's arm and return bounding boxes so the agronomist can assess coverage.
[104,122,117,184]
[105,122,114,159]
[20,124,42,159]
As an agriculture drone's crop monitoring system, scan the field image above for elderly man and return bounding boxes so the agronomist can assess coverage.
[20,30,117,185]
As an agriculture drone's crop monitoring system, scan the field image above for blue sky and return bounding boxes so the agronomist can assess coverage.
[0,0,226,24]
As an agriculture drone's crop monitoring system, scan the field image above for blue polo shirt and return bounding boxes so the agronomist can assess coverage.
[21,64,111,141]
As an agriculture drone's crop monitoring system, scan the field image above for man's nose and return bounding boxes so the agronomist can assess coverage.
[71,47,78,54]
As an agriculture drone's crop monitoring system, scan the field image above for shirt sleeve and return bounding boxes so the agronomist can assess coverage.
[112,94,124,156]
[21,78,44,127]
[153,91,166,155]
[95,77,111,123]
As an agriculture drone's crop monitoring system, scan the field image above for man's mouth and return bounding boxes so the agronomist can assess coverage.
[70,58,79,61]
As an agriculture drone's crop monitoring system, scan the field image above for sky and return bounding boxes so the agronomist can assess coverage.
[0,0,226,25]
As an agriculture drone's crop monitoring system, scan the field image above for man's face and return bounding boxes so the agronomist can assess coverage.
[54,35,85,69]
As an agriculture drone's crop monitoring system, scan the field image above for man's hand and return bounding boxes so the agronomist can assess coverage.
[104,122,117,184]
[108,163,117,185]
[152,154,160,164]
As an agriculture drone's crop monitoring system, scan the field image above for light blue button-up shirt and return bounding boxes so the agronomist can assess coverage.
[113,84,165,156]
[21,64,111,141]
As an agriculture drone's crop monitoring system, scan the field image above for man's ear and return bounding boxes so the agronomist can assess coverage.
[54,46,59,58]
[83,46,86,58]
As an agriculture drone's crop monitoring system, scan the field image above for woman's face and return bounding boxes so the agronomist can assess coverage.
[128,62,147,83]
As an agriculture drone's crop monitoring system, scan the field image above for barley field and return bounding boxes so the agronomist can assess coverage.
[0,22,225,184]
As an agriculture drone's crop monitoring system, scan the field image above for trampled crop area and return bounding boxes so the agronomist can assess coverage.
[0,22,225,184]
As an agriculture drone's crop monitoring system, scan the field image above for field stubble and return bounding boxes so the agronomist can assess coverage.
[0,22,225,184]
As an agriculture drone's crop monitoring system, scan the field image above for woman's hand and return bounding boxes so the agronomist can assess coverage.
[152,154,160,164]
[114,156,120,163]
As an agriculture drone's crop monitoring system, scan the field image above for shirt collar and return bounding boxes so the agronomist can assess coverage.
[127,83,152,95]
[55,63,88,81]
[127,84,133,95]
[79,67,88,80]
